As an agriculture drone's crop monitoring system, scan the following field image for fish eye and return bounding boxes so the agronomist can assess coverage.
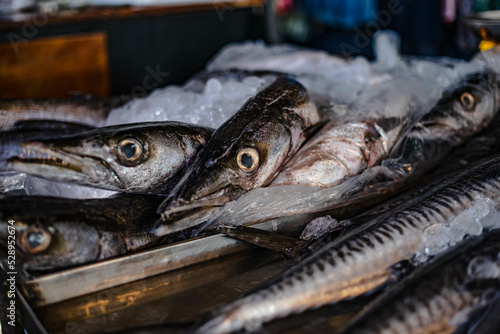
[118,138,143,165]
[460,92,476,111]
[19,227,51,254]
[237,148,259,173]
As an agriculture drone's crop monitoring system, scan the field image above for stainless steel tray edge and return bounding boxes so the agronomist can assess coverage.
[21,212,316,307]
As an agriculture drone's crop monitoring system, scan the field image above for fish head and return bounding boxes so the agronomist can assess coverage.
[155,77,319,235]
[0,217,108,272]
[7,122,212,193]
[157,117,299,223]
[425,71,500,137]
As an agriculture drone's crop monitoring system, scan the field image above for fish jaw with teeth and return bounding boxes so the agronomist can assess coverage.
[7,122,213,194]
[154,77,320,235]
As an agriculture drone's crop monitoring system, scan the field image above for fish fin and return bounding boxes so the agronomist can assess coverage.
[210,225,309,258]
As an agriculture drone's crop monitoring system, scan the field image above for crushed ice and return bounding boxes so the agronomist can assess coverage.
[300,215,339,241]
[467,255,500,280]
[414,202,500,264]
[105,75,274,129]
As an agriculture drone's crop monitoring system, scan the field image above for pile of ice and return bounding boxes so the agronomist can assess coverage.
[207,41,380,106]
[106,31,493,132]
[414,197,500,263]
[105,75,274,129]
[106,34,395,128]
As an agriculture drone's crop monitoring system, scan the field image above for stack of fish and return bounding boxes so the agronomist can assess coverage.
[1,32,500,333]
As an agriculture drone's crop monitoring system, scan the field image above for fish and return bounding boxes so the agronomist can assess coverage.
[154,77,320,235]
[338,229,500,334]
[0,96,127,131]
[273,70,500,188]
[6,122,213,194]
[0,193,163,272]
[210,70,500,228]
[439,107,500,173]
[0,120,95,171]
[196,155,500,334]
[271,117,406,188]
[382,70,500,178]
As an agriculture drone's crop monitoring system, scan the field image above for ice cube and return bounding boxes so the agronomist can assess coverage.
[300,215,339,241]
[373,30,402,69]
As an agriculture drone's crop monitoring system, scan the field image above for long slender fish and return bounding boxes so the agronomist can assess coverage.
[154,77,320,235]
[197,156,500,333]
[274,71,500,188]
[338,229,500,334]
[0,193,163,272]
[6,122,213,194]
[440,107,500,172]
[383,70,500,178]
[0,96,127,131]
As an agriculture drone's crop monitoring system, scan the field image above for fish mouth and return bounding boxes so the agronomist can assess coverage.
[153,193,231,236]
[9,143,83,173]
[153,204,225,236]
[159,195,230,218]
[7,142,123,189]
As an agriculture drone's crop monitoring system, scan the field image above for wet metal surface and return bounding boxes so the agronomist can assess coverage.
[36,250,288,333]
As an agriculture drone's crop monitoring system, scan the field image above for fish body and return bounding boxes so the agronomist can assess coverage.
[155,77,320,235]
[384,71,500,177]
[339,229,500,334]
[0,96,125,131]
[0,193,163,272]
[197,156,500,334]
[6,122,213,193]
[271,118,404,188]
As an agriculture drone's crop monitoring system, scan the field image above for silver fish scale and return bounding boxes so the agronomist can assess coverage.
[198,156,500,334]
[362,279,472,334]
[340,231,500,334]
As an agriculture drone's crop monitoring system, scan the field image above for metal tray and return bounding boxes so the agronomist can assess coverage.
[20,212,319,308]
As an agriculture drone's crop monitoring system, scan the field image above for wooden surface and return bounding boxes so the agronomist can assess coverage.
[0,32,110,98]
[0,1,264,30]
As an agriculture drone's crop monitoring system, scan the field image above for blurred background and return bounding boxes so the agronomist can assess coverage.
[0,0,498,98]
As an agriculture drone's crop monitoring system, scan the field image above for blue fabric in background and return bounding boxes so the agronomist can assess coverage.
[287,0,479,59]
[300,0,378,29]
